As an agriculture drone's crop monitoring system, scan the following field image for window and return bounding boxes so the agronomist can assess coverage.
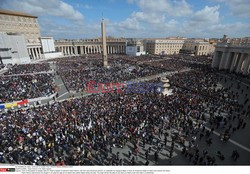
[137,46,140,52]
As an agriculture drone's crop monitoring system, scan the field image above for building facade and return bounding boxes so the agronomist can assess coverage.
[0,32,30,64]
[144,37,186,55]
[180,39,215,56]
[0,9,43,60]
[212,37,250,75]
[55,37,126,55]
[0,9,62,60]
[126,39,146,56]
[40,37,63,59]
[0,9,40,44]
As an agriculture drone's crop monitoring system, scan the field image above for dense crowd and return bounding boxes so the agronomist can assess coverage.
[120,55,165,64]
[0,74,56,103]
[0,62,249,165]
[145,59,190,71]
[0,54,249,166]
[57,58,165,92]
[169,68,238,103]
[4,63,51,75]
[170,55,212,64]
[219,70,250,86]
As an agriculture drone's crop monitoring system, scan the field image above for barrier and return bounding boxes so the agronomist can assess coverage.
[0,99,28,109]
[0,92,57,110]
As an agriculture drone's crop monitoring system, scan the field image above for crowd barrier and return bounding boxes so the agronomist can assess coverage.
[0,93,57,110]
[0,99,28,109]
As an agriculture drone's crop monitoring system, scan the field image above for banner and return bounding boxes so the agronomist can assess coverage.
[0,99,28,110]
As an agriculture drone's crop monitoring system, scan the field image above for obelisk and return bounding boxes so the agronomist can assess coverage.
[101,18,108,67]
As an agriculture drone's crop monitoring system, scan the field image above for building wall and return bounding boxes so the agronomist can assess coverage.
[0,12,40,44]
[0,33,30,64]
[126,46,146,56]
[181,39,215,56]
[0,9,44,61]
[145,38,185,55]
[41,37,56,53]
[126,38,146,56]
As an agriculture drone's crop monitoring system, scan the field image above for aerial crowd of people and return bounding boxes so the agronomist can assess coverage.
[0,63,56,104]
[56,56,165,92]
[0,54,249,166]
[4,63,51,75]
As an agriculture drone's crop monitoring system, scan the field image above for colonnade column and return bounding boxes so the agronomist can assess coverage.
[63,47,65,55]
[236,54,245,73]
[68,46,70,55]
[67,46,70,55]
[71,46,73,55]
[224,52,234,70]
[28,48,31,58]
[212,51,219,68]
[85,46,87,54]
[35,48,38,59]
[219,52,229,70]
[73,47,76,55]
[38,47,41,59]
[122,46,124,53]
[31,48,35,60]
[242,54,250,75]
[230,53,238,72]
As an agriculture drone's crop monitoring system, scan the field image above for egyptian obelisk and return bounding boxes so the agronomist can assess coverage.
[101,18,108,67]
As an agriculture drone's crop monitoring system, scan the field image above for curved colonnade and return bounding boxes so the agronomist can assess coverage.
[212,43,250,75]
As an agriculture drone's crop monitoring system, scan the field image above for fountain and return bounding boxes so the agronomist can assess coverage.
[161,77,173,96]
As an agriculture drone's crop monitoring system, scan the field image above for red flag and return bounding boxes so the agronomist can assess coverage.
[17,99,28,105]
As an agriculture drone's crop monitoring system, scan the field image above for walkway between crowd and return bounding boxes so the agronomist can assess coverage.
[57,68,191,101]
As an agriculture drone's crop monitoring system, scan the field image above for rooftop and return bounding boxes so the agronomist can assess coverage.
[0,9,37,18]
